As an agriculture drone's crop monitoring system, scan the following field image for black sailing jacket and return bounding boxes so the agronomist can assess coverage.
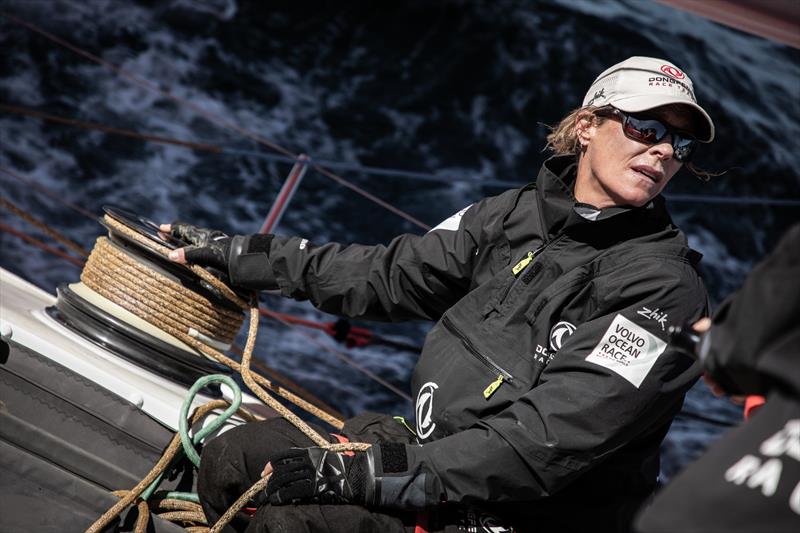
[261,155,708,531]
[635,223,800,533]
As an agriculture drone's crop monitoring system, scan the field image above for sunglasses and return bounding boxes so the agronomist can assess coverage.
[596,107,697,163]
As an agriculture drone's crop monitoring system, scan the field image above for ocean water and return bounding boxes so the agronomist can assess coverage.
[1,0,798,482]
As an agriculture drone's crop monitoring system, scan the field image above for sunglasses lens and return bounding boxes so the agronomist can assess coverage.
[622,113,696,162]
[672,136,696,162]
[624,117,667,144]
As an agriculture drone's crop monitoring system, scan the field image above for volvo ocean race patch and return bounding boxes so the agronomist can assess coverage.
[429,205,472,233]
[585,314,666,388]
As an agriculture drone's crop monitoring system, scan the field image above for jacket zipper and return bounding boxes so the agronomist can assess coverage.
[511,233,567,279]
[441,315,513,399]
[491,244,545,309]
[512,250,534,276]
[495,242,548,308]
[511,243,545,277]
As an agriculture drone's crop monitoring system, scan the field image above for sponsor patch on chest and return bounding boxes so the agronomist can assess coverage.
[585,314,666,388]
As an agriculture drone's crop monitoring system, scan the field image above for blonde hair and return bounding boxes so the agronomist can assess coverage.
[545,106,606,156]
[545,105,721,180]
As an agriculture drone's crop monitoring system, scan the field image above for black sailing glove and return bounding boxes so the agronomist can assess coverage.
[170,222,232,271]
[265,442,442,510]
[266,447,377,506]
[169,221,278,290]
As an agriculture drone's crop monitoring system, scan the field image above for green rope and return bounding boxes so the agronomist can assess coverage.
[141,374,243,501]
[179,374,243,467]
[155,491,202,504]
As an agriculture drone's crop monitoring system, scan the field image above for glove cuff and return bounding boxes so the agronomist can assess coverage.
[356,447,378,506]
[371,443,442,510]
[227,234,279,290]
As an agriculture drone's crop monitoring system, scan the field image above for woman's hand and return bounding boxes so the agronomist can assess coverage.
[263,447,374,506]
[159,222,232,271]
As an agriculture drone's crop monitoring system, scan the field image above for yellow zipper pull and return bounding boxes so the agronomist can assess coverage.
[512,251,534,276]
[483,374,504,399]
[393,416,418,437]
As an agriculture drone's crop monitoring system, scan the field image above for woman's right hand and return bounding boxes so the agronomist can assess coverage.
[159,222,232,271]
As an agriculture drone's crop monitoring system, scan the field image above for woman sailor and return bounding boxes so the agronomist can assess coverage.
[163,56,715,533]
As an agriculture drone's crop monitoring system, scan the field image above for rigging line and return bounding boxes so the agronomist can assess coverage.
[0,12,430,232]
[0,195,89,257]
[226,148,520,189]
[0,222,85,267]
[0,164,98,221]
[223,149,800,207]
[664,193,800,207]
[0,101,512,189]
[0,13,290,157]
[4,104,799,207]
[312,163,430,230]
[0,103,224,153]
[265,310,414,403]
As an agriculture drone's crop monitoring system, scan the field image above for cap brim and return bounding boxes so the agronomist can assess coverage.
[611,95,715,143]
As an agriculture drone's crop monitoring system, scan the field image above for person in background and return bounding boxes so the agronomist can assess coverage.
[163,56,715,532]
[635,223,800,533]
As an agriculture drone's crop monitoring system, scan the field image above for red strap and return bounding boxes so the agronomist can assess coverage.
[414,511,429,533]
[330,433,355,457]
[744,395,766,420]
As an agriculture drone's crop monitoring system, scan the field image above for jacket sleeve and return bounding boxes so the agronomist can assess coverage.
[377,257,708,508]
[702,222,800,396]
[264,203,486,321]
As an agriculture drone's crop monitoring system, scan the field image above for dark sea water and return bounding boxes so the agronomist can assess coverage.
[1,0,798,482]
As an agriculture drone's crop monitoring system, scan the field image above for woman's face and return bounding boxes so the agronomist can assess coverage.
[574,105,694,208]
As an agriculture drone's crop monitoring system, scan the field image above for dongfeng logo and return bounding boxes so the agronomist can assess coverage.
[416,382,439,439]
[660,64,685,79]
[549,321,576,351]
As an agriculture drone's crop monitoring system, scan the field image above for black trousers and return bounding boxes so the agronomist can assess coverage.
[197,416,417,533]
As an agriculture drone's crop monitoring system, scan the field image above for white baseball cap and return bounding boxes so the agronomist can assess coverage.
[582,56,715,142]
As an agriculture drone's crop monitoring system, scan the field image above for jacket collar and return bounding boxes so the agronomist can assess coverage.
[535,155,668,239]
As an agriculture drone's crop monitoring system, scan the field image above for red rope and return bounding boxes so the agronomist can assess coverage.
[0,103,223,153]
[0,165,97,221]
[0,222,85,267]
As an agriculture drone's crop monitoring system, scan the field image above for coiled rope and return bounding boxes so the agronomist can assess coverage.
[86,215,372,532]
[81,237,243,346]
[0,189,408,405]
[83,215,343,428]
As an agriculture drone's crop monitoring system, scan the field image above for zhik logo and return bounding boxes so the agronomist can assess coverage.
[549,321,576,351]
[416,382,439,439]
[587,87,606,106]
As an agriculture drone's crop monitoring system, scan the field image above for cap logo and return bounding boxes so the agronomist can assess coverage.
[586,88,606,106]
[660,64,685,79]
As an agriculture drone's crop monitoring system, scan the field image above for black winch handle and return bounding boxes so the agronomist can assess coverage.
[668,322,704,361]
